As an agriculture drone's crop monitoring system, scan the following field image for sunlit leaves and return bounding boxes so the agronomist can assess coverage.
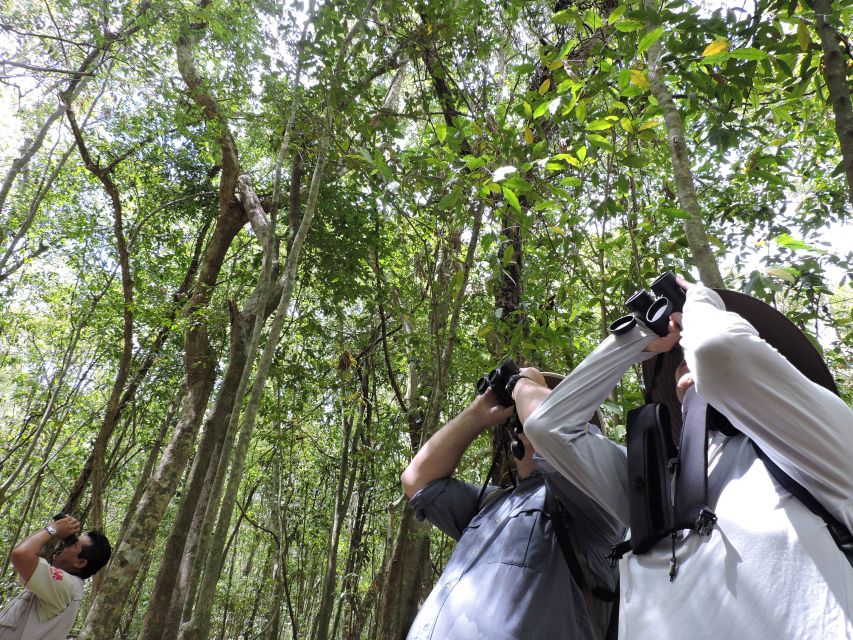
[502,186,521,212]
[797,20,810,52]
[630,69,650,89]
[702,38,729,57]
[638,27,665,54]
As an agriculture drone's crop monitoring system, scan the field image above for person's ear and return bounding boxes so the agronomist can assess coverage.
[72,557,88,571]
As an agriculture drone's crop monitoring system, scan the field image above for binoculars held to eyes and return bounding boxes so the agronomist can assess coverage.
[476,360,527,459]
[53,511,79,545]
[610,272,686,337]
[475,360,521,407]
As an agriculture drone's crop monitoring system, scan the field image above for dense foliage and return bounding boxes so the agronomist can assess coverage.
[0,0,850,637]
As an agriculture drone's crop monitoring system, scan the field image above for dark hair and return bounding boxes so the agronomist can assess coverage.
[72,530,111,580]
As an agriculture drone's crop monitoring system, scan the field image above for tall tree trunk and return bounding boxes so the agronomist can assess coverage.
[178,5,371,637]
[136,307,253,640]
[62,214,210,517]
[315,363,369,640]
[643,3,724,287]
[76,6,247,634]
[376,504,432,640]
[113,391,181,551]
[806,0,853,206]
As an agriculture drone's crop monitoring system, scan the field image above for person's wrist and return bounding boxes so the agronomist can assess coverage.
[43,524,57,538]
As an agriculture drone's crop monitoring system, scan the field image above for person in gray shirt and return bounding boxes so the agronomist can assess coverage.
[400,382,622,640]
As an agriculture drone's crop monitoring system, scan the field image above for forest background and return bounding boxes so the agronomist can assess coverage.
[0,0,850,638]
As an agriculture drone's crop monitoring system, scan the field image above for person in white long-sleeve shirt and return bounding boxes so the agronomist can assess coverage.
[511,279,852,640]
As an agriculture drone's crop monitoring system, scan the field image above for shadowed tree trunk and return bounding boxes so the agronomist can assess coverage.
[177,5,369,636]
[805,0,853,207]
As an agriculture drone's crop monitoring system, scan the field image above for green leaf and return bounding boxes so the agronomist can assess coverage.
[586,118,616,131]
[661,207,692,219]
[766,267,798,283]
[435,122,447,143]
[638,27,665,55]
[533,100,551,119]
[374,151,393,181]
[464,155,486,170]
[503,176,533,194]
[608,4,626,23]
[797,19,810,52]
[502,186,521,212]
[729,48,768,61]
[438,186,461,210]
[774,233,815,251]
[613,19,644,32]
[587,134,614,151]
[583,9,602,29]
[575,100,587,123]
[553,8,580,24]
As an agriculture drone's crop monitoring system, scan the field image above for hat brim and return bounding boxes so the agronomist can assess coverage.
[643,288,840,441]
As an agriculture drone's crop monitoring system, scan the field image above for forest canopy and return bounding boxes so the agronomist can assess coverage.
[0,0,850,638]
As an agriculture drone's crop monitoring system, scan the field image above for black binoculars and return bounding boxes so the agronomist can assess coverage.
[53,511,78,545]
[475,360,521,407]
[476,360,528,458]
[610,272,686,337]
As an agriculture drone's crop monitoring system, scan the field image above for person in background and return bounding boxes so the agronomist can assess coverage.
[0,514,111,639]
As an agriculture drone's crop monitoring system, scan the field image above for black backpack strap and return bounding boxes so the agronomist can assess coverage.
[751,442,853,569]
[544,486,617,640]
[625,403,677,554]
[673,390,717,536]
[604,580,619,640]
[545,487,617,601]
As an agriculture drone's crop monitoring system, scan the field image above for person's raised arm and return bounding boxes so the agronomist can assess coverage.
[681,284,853,530]
[400,390,514,498]
[10,516,80,583]
[514,320,679,525]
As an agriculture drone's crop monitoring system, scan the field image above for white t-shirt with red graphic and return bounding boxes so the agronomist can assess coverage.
[0,558,83,640]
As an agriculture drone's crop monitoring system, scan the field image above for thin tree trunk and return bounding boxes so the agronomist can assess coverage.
[63,106,136,531]
[63,214,210,516]
[643,4,723,287]
[114,390,182,550]
[136,307,253,640]
[376,203,484,639]
[179,5,371,637]
[316,369,368,640]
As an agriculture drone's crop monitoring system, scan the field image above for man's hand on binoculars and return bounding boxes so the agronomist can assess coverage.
[52,516,81,539]
[645,313,682,353]
[469,389,516,427]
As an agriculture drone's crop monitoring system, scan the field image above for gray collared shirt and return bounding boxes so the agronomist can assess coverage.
[408,458,622,640]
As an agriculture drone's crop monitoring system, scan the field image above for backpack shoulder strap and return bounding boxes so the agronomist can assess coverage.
[750,441,853,569]
[544,486,617,640]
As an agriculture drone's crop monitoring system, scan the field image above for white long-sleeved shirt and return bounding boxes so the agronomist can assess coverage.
[525,285,853,639]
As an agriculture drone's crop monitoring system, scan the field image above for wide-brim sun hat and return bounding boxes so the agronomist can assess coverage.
[642,288,841,441]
